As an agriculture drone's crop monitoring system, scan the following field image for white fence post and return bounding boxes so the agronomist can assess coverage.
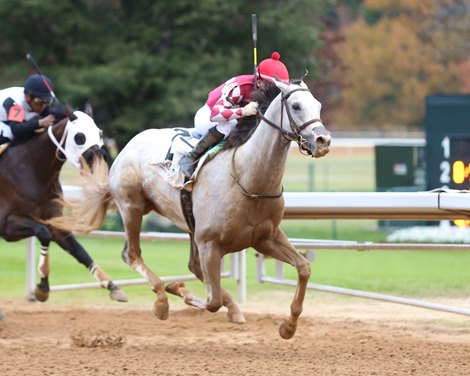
[25,237,36,301]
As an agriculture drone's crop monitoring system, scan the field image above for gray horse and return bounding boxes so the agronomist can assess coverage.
[68,80,331,339]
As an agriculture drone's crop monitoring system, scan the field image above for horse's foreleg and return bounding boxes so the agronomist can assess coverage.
[198,241,223,313]
[35,241,51,302]
[3,218,52,302]
[52,230,128,302]
[254,230,311,340]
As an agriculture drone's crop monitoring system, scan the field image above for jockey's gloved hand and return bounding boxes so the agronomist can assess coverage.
[47,100,67,121]
[38,114,55,128]
[242,101,258,117]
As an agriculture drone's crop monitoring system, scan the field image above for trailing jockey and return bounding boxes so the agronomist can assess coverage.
[0,74,58,153]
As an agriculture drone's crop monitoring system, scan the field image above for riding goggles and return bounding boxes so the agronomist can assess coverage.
[32,97,54,106]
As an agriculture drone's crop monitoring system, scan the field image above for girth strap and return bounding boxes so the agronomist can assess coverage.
[180,189,196,234]
[180,187,199,262]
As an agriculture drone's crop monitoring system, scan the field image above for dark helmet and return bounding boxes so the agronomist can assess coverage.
[24,74,54,99]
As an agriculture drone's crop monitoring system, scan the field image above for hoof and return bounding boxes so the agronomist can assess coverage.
[110,289,128,302]
[279,319,296,340]
[227,312,246,324]
[165,281,185,297]
[107,281,128,302]
[206,301,222,313]
[184,295,206,310]
[34,285,49,302]
[152,299,169,320]
[34,278,50,302]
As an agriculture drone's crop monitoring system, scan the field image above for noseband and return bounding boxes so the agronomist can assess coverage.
[256,87,323,153]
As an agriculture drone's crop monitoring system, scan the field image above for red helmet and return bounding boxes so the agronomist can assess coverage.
[257,52,289,83]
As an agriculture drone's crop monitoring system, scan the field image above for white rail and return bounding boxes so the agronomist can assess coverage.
[283,190,470,220]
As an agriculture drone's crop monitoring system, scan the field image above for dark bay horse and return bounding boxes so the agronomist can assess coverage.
[67,80,330,339]
[0,105,127,303]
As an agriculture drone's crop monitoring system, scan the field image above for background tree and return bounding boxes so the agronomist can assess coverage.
[331,0,465,130]
[0,0,332,149]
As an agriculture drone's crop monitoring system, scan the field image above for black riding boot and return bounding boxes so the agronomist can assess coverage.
[180,127,225,178]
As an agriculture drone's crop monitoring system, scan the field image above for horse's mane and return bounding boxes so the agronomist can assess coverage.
[221,82,281,150]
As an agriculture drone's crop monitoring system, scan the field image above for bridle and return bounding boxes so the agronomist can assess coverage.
[231,85,322,199]
[47,119,69,162]
[256,87,323,155]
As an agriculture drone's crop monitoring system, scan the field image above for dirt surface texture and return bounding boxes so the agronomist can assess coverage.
[1,294,470,376]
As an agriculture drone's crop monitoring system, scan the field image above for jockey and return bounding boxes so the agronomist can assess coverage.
[180,51,290,178]
[0,74,57,146]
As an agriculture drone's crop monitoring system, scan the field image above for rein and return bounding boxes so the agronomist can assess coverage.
[256,87,322,154]
[230,146,284,200]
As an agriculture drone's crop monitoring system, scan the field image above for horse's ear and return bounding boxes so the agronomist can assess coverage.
[84,101,93,118]
[63,102,76,120]
[273,79,289,93]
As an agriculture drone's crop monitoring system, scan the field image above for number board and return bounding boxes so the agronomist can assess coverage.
[425,95,470,191]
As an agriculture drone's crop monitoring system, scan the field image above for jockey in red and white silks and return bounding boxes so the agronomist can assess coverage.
[180,51,290,179]
[194,74,255,137]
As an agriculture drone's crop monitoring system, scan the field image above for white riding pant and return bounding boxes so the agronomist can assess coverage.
[194,104,237,138]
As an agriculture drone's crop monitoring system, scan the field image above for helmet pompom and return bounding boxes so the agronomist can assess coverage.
[256,51,289,83]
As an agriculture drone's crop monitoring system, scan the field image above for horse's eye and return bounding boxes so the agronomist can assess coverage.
[74,132,86,145]
[292,103,301,111]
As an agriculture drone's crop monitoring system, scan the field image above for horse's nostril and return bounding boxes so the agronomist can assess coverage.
[316,135,328,146]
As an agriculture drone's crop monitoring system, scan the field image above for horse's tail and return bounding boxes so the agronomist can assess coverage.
[45,156,114,232]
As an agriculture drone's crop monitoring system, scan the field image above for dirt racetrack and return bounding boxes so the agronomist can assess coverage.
[1,294,470,376]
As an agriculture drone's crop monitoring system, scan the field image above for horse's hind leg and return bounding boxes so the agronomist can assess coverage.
[119,205,169,320]
[52,230,128,302]
[165,239,246,324]
[165,239,207,309]
[254,230,311,340]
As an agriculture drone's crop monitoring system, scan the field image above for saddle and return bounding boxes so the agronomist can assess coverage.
[152,128,224,191]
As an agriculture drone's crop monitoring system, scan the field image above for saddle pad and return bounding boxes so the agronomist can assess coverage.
[150,128,223,191]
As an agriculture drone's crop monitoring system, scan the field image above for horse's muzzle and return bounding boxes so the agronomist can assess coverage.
[309,126,331,158]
